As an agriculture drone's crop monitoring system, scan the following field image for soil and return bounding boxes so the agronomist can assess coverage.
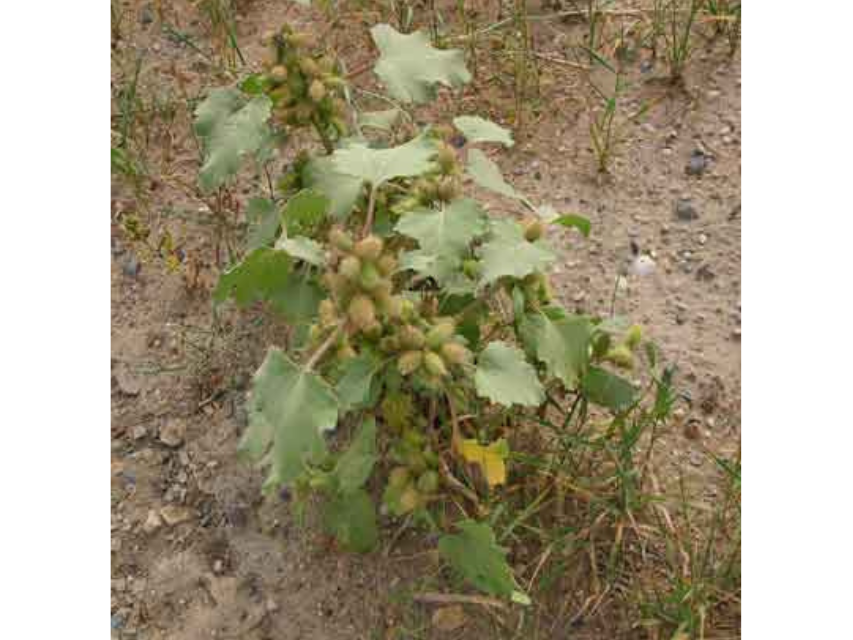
[111,1,740,638]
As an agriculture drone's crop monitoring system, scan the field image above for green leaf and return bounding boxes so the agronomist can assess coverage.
[270,273,323,323]
[398,250,459,283]
[582,366,636,412]
[240,73,273,96]
[552,214,592,238]
[395,198,487,255]
[303,155,363,220]
[438,520,518,598]
[275,236,326,266]
[359,108,401,131]
[336,353,382,413]
[240,348,339,489]
[466,148,525,202]
[214,249,322,322]
[330,134,437,188]
[333,418,377,494]
[478,219,555,285]
[520,307,591,388]
[453,116,514,147]
[322,489,378,552]
[194,89,273,193]
[475,341,544,407]
[213,248,292,307]
[246,197,279,251]
[282,189,329,235]
[371,24,471,104]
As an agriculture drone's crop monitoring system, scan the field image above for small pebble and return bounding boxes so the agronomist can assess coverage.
[675,198,699,221]
[698,233,708,245]
[122,255,141,277]
[131,425,148,441]
[160,505,193,527]
[158,420,186,448]
[142,509,163,534]
[686,150,707,176]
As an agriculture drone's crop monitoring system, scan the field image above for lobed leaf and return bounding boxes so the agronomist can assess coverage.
[475,341,544,407]
[453,116,514,147]
[335,353,382,413]
[478,219,555,285]
[333,418,378,494]
[275,236,327,266]
[322,489,379,553]
[194,88,272,193]
[240,349,339,489]
[582,366,636,412]
[281,189,330,235]
[465,149,525,202]
[214,249,322,322]
[395,198,487,255]
[520,307,592,388]
[330,133,437,188]
[245,197,279,251]
[371,25,471,104]
[438,521,519,598]
[303,155,363,220]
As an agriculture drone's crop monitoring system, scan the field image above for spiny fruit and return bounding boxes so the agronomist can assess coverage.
[398,485,423,513]
[388,466,410,488]
[336,343,356,360]
[308,79,326,102]
[348,295,377,331]
[359,262,382,291]
[378,295,403,319]
[435,143,457,174]
[605,344,634,369]
[318,299,337,327]
[524,218,545,242]
[397,350,423,376]
[354,235,384,262]
[440,342,470,366]
[462,259,480,278]
[381,393,413,431]
[625,324,643,350]
[339,255,361,281]
[298,58,320,78]
[426,321,455,350]
[376,254,397,277]
[329,227,353,252]
[423,351,449,378]
[436,176,460,201]
[399,325,426,350]
[416,470,440,494]
[269,65,288,82]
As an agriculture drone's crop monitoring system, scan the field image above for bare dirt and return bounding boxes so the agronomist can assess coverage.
[111,1,740,638]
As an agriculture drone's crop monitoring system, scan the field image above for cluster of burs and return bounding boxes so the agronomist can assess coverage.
[316,230,472,391]
[260,24,348,139]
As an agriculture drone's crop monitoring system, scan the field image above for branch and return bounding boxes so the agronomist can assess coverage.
[304,325,343,371]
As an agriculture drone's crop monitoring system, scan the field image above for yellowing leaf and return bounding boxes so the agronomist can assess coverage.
[458,438,509,487]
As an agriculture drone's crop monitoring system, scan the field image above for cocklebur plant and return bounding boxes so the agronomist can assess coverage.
[196,23,669,604]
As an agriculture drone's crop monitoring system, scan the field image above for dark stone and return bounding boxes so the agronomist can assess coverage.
[675,198,699,221]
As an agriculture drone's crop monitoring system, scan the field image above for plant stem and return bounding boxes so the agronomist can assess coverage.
[305,325,342,371]
[312,115,334,155]
[361,183,378,236]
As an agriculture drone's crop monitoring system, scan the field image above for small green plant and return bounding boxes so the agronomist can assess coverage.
[655,0,703,82]
[195,0,245,68]
[196,21,675,606]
